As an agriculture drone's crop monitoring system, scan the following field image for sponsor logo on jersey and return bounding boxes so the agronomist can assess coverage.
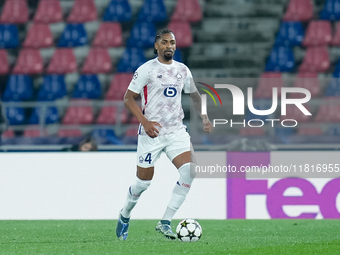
[157,75,162,78]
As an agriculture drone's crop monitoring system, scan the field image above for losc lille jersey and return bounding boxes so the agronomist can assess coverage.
[128,58,196,136]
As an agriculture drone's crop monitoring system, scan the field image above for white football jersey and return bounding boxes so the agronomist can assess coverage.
[128,57,196,136]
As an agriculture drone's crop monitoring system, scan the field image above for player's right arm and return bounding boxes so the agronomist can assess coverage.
[124,90,162,138]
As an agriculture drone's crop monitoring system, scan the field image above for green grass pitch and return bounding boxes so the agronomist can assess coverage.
[0,220,339,254]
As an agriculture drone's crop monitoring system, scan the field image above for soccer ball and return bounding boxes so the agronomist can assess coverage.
[176,218,202,242]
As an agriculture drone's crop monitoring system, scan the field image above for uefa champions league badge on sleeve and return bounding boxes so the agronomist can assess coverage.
[133,72,138,80]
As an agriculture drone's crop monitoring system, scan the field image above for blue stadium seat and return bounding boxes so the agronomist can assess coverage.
[6,107,25,125]
[320,0,340,20]
[325,73,340,96]
[73,75,101,99]
[327,125,340,135]
[92,129,124,145]
[334,59,340,73]
[117,48,147,72]
[103,0,132,22]
[29,107,59,124]
[138,0,167,22]
[58,24,88,47]
[127,22,156,48]
[274,22,304,47]
[2,75,33,101]
[265,47,295,72]
[38,75,67,101]
[0,24,19,48]
[173,49,182,62]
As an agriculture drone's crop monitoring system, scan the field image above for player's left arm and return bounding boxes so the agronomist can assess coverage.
[190,90,213,133]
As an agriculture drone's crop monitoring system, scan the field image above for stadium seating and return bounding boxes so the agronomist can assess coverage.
[103,0,132,22]
[23,23,54,48]
[92,129,123,145]
[37,75,67,101]
[331,22,340,46]
[0,24,19,48]
[302,21,332,47]
[62,100,93,125]
[283,0,313,22]
[1,129,14,138]
[117,48,147,72]
[280,105,312,123]
[171,0,202,23]
[29,107,59,125]
[168,21,193,48]
[325,73,340,96]
[92,22,122,48]
[0,0,29,24]
[96,106,128,124]
[173,49,182,62]
[2,75,33,102]
[299,47,330,72]
[327,125,340,135]
[13,49,43,74]
[239,127,265,136]
[0,50,9,74]
[314,98,340,122]
[255,72,284,98]
[127,22,156,48]
[58,24,88,48]
[298,127,323,135]
[82,48,112,74]
[320,0,340,21]
[73,75,101,99]
[290,72,320,98]
[33,0,63,23]
[106,73,133,100]
[23,129,48,137]
[138,0,167,23]
[6,107,25,125]
[67,0,98,23]
[265,47,295,72]
[274,22,304,47]
[58,129,82,137]
[47,49,77,74]
[245,100,275,121]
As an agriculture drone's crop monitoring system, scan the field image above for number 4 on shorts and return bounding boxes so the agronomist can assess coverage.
[145,153,152,164]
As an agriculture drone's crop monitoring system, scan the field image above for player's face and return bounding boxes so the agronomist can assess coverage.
[155,33,176,61]
[80,142,92,151]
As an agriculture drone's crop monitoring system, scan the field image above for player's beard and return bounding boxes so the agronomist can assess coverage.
[164,51,173,61]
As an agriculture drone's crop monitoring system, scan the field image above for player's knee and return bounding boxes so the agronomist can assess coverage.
[179,162,196,186]
[136,177,151,192]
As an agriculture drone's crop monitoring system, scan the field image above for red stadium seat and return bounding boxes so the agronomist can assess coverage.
[299,47,330,73]
[168,21,193,48]
[82,48,112,74]
[290,72,320,98]
[284,0,313,22]
[2,129,14,138]
[23,23,53,48]
[62,100,93,125]
[33,0,63,23]
[254,72,284,99]
[58,129,82,137]
[302,21,332,47]
[13,49,43,74]
[92,22,122,48]
[239,127,265,136]
[47,49,77,74]
[297,127,323,135]
[331,22,340,46]
[125,128,139,136]
[129,116,139,124]
[0,0,29,24]
[314,97,340,123]
[171,0,202,22]
[0,49,9,75]
[280,105,312,123]
[23,129,48,137]
[67,0,97,23]
[106,73,133,100]
[96,106,128,124]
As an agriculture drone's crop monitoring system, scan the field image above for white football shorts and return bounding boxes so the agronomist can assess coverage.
[136,128,191,168]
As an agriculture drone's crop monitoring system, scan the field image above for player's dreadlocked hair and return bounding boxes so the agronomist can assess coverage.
[154,28,174,54]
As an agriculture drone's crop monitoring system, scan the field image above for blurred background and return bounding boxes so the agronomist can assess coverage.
[0,0,340,151]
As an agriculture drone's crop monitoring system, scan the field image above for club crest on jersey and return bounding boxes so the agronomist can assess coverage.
[139,156,144,163]
[157,75,162,79]
[176,72,182,81]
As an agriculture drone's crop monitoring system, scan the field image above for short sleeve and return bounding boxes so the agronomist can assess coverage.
[183,66,197,94]
[127,65,148,94]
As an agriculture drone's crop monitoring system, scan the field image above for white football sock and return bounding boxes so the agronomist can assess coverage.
[162,163,194,222]
[121,177,151,218]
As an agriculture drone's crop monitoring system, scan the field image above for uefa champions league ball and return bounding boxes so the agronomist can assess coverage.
[176,218,202,242]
